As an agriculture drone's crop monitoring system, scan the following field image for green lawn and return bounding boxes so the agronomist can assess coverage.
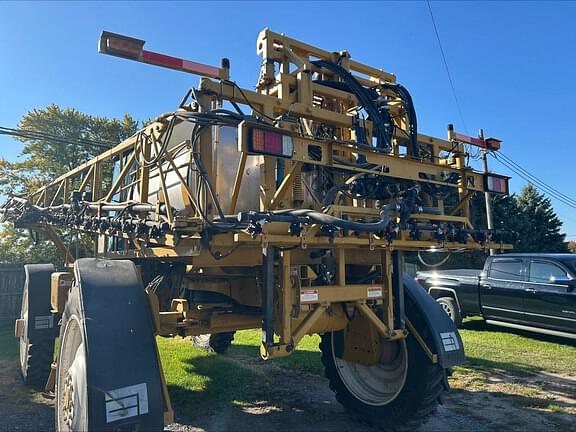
[232,319,576,378]
[0,324,18,362]
[457,318,576,376]
[1,319,575,419]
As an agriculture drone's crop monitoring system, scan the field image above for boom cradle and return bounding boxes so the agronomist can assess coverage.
[3,29,513,431]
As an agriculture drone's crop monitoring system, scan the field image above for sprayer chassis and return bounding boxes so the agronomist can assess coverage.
[4,29,513,429]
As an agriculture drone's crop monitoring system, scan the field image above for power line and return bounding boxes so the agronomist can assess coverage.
[490,151,576,209]
[497,151,576,206]
[494,152,576,207]
[426,0,468,134]
[491,155,576,209]
[0,126,115,150]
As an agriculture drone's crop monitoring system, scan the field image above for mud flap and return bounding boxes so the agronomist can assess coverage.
[19,264,57,388]
[404,275,465,367]
[24,264,56,338]
[72,258,164,431]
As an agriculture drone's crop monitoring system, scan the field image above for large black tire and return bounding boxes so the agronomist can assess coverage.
[320,299,447,431]
[18,264,56,389]
[55,258,164,432]
[192,332,235,354]
[436,297,462,326]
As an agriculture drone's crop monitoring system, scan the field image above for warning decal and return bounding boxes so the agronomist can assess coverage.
[105,383,148,423]
[440,332,460,352]
[300,289,319,303]
[367,287,382,298]
[34,315,53,330]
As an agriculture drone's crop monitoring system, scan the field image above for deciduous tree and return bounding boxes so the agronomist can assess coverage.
[0,104,138,264]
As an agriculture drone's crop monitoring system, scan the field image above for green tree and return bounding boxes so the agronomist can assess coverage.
[0,104,139,264]
[0,224,61,265]
[513,184,568,252]
[492,192,529,237]
[0,104,137,196]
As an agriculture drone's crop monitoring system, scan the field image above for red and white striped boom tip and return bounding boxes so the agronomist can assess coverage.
[98,31,227,79]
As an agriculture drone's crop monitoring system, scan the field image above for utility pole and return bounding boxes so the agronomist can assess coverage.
[480,128,495,256]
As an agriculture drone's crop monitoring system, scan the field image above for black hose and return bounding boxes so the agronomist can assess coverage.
[239,204,400,233]
[379,83,419,158]
[312,60,393,152]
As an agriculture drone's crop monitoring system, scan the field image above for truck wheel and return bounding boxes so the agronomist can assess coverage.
[192,332,235,354]
[436,297,462,326]
[320,303,447,430]
[55,258,164,432]
[17,264,56,389]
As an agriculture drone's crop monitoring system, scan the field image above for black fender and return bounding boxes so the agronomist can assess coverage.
[24,263,56,338]
[60,258,164,431]
[404,275,465,367]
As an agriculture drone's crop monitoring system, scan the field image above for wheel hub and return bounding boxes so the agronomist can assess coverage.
[441,302,454,318]
[333,333,408,406]
[62,371,75,428]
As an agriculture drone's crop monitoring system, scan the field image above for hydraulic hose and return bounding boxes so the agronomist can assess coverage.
[238,204,400,233]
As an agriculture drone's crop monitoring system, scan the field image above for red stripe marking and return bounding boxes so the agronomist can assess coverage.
[142,50,221,78]
[142,50,183,69]
[452,132,486,148]
[182,60,220,78]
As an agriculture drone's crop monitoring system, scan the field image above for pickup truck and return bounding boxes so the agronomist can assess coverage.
[415,253,576,340]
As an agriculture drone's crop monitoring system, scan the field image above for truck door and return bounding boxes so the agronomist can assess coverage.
[480,258,527,324]
[524,259,576,333]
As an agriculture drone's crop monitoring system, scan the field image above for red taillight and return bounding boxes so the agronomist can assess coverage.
[266,133,282,154]
[248,128,293,158]
[484,174,509,194]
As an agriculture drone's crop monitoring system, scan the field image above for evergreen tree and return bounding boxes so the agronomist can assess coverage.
[514,184,568,252]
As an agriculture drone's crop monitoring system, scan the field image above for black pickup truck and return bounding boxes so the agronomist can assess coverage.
[416,254,576,339]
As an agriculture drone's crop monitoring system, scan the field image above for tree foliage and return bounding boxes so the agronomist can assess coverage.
[0,104,137,196]
[0,104,139,264]
[490,184,567,253]
[0,224,61,265]
[511,184,568,252]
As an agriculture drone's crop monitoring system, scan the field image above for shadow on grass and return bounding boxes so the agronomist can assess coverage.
[0,324,19,362]
[166,353,260,419]
[168,351,341,431]
[460,319,576,348]
[228,343,324,375]
[463,355,542,377]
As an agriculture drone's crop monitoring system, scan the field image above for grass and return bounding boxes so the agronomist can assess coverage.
[1,316,575,420]
[232,331,322,374]
[457,318,576,376]
[156,336,262,418]
[131,325,576,419]
[0,324,18,361]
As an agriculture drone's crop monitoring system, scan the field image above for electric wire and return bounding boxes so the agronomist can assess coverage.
[492,152,576,207]
[426,0,468,134]
[490,152,576,209]
[0,126,115,149]
[496,151,576,206]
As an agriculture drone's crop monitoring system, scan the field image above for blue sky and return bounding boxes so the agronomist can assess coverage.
[1,1,575,238]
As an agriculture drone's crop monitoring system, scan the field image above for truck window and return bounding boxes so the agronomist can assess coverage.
[529,261,567,283]
[488,260,523,281]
